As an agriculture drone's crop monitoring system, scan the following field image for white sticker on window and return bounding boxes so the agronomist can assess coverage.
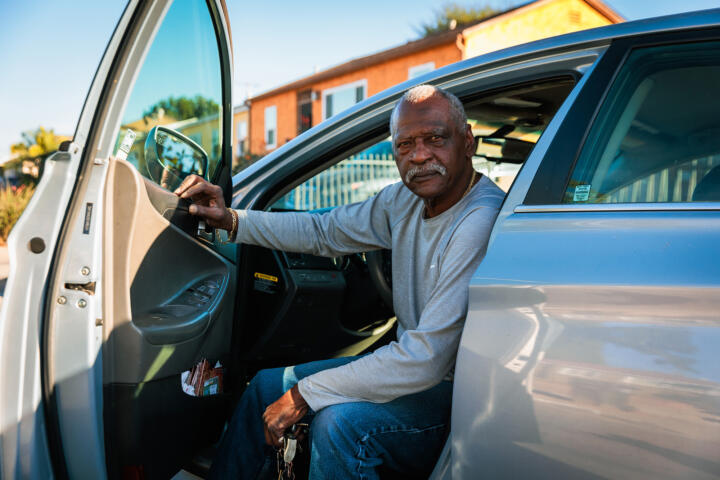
[115,129,136,161]
[573,184,591,202]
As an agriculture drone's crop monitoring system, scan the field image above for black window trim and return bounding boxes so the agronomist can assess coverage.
[207,0,234,207]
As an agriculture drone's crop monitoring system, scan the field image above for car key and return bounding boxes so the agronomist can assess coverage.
[277,423,309,479]
[277,437,295,480]
[283,434,298,464]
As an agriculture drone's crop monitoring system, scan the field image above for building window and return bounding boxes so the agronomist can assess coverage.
[237,120,247,156]
[322,80,366,120]
[264,105,277,149]
[297,90,313,134]
[408,62,435,79]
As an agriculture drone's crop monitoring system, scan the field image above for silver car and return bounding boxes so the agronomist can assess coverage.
[1,1,719,478]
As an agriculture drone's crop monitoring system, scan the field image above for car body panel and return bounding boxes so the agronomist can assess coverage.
[458,211,720,478]
[453,11,720,479]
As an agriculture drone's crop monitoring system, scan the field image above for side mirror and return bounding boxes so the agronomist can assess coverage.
[145,126,209,190]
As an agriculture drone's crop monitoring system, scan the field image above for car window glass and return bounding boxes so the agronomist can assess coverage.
[272,79,576,211]
[112,0,223,191]
[467,79,575,192]
[564,42,720,204]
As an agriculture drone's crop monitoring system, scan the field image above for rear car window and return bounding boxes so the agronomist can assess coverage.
[564,41,720,204]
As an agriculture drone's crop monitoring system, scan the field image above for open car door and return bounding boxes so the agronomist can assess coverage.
[0,1,236,478]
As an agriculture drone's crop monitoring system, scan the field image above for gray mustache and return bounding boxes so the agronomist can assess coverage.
[405,163,447,183]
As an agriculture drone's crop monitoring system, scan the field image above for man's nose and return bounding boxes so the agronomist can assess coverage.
[409,139,432,163]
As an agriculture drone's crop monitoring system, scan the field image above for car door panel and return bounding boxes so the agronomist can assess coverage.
[96,162,235,479]
[102,157,236,479]
[457,211,720,479]
[105,373,228,480]
[103,158,235,384]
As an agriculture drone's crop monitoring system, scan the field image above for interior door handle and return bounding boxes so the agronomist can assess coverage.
[143,177,199,236]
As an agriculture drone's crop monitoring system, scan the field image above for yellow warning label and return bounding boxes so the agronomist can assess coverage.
[254,272,278,283]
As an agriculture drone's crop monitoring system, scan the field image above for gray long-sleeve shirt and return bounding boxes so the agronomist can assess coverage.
[234,175,505,411]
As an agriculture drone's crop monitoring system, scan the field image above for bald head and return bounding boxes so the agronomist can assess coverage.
[389,85,467,139]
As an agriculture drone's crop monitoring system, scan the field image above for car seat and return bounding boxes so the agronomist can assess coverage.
[692,164,720,201]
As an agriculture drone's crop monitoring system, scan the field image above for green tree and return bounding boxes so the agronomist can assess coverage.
[8,127,66,182]
[416,2,499,37]
[142,95,220,121]
[10,127,63,161]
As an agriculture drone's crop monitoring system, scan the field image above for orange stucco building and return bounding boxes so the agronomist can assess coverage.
[246,0,623,155]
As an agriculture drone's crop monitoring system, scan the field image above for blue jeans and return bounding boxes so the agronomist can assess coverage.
[208,356,452,479]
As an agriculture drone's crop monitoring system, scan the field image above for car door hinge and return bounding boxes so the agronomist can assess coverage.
[64,281,96,295]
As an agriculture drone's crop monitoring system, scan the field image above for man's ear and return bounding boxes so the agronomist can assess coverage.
[464,124,475,159]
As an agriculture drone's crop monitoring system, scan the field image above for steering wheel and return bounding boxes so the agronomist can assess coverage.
[366,249,393,309]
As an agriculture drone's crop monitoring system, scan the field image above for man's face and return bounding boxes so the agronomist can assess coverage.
[393,95,475,205]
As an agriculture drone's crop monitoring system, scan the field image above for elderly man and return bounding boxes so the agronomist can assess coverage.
[176,85,505,479]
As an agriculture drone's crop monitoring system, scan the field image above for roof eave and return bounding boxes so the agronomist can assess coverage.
[583,0,625,23]
[249,31,459,102]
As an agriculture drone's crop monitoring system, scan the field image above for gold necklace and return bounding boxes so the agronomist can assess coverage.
[461,169,477,199]
[423,169,478,219]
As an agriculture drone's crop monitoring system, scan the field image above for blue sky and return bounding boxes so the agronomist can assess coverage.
[1,0,719,161]
[121,1,222,123]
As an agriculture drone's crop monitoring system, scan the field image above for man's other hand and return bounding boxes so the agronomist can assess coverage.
[174,175,233,231]
[262,385,309,447]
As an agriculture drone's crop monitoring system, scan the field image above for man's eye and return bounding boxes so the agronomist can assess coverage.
[430,135,444,143]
